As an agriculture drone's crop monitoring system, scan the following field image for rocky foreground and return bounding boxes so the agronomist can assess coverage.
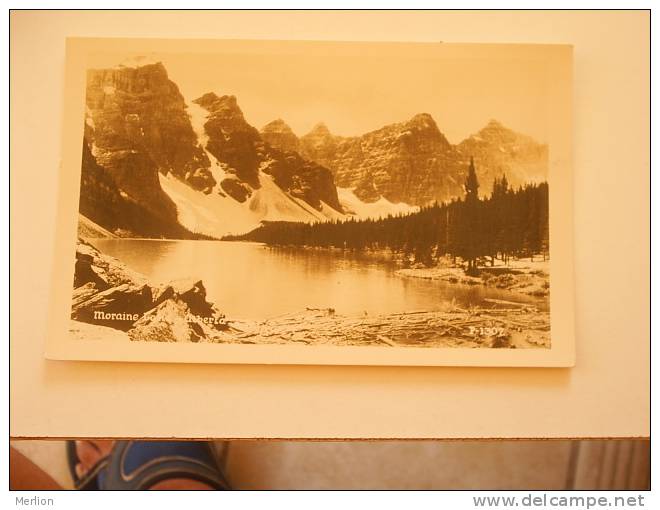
[226,307,550,349]
[71,239,233,343]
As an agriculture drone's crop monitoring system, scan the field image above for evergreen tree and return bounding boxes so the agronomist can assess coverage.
[464,157,480,202]
[461,157,481,275]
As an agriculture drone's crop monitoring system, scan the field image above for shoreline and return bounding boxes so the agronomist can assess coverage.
[83,234,550,299]
[233,241,551,299]
[396,262,550,299]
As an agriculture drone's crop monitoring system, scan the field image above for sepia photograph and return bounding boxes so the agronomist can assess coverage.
[53,38,573,365]
[11,8,652,500]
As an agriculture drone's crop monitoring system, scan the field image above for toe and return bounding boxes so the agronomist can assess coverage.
[75,441,102,473]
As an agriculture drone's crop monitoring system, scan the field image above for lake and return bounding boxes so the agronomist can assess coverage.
[91,239,544,320]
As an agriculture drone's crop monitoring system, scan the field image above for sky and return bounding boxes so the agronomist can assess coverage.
[92,42,567,145]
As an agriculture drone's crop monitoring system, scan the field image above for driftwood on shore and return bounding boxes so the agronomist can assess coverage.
[224,306,550,349]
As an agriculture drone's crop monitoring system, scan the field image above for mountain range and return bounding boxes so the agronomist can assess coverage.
[79,61,548,239]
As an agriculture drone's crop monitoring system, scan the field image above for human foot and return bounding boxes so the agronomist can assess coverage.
[73,440,114,479]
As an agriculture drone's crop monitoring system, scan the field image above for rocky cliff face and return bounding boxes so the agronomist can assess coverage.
[83,62,215,236]
[196,93,342,211]
[193,92,262,190]
[86,63,215,191]
[294,116,548,206]
[261,147,342,211]
[79,138,195,238]
[297,114,464,205]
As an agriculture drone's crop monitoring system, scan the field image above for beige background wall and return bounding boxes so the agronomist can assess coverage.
[10,11,649,438]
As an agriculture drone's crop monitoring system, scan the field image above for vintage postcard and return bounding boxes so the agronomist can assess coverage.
[46,38,575,366]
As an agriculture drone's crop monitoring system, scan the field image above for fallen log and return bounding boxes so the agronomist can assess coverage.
[483,298,529,308]
[376,335,398,347]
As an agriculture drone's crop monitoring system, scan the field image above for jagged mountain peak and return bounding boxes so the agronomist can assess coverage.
[363,113,445,143]
[397,113,448,143]
[193,92,243,116]
[194,91,221,104]
[484,118,505,129]
[116,56,164,70]
[476,119,532,139]
[406,112,438,129]
[469,119,538,146]
[260,119,300,153]
[262,118,295,135]
[307,122,332,137]
[87,61,181,100]
[119,61,166,74]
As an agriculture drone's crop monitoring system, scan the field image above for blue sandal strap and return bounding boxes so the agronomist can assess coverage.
[99,441,229,490]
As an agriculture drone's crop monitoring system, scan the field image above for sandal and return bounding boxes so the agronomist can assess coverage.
[98,440,230,490]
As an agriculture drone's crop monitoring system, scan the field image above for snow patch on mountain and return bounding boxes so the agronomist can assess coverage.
[167,96,348,236]
[160,172,259,237]
[338,187,418,220]
[161,171,342,238]
[186,101,230,193]
[78,214,118,239]
[187,102,210,147]
[248,173,327,223]
[85,107,95,129]
[319,201,348,221]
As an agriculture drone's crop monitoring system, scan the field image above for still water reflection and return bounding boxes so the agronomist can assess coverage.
[91,240,544,320]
